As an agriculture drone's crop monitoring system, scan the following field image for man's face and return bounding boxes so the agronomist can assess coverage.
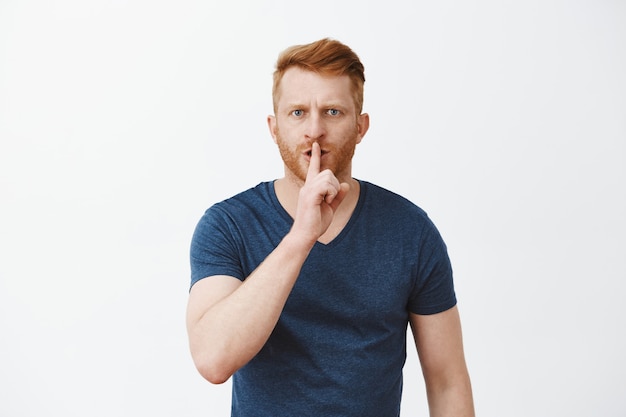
[268,67,369,183]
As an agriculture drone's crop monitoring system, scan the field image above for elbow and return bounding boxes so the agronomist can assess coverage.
[193,352,235,385]
[188,332,254,384]
[199,366,232,385]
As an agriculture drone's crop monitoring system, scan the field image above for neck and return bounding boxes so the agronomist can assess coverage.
[274,176,360,223]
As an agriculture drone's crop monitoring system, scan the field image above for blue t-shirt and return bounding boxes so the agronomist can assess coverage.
[190,180,456,417]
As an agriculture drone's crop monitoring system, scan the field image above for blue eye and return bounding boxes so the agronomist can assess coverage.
[327,109,340,116]
[292,109,303,117]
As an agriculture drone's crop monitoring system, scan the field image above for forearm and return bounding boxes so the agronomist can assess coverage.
[410,309,475,417]
[426,373,475,417]
[188,231,314,383]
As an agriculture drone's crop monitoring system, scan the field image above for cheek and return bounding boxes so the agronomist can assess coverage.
[274,121,298,143]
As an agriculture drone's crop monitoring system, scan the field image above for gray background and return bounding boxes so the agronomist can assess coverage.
[1,0,624,416]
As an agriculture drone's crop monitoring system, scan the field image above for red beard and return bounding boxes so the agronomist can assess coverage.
[275,129,359,182]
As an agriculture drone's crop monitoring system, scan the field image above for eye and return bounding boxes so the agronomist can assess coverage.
[291,109,304,117]
[327,108,341,116]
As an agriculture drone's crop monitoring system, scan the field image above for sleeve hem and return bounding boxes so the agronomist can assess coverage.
[409,298,457,316]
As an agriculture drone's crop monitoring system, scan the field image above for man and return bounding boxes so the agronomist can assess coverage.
[187,38,474,416]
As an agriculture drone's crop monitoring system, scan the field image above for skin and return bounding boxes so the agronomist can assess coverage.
[186,67,474,416]
[268,67,368,243]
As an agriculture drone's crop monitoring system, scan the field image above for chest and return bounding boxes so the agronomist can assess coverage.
[285,239,417,327]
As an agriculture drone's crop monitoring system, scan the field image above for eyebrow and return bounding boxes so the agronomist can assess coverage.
[322,103,348,109]
[284,102,306,109]
[284,102,349,110]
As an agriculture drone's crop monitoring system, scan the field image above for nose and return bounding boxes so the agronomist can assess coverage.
[304,113,326,142]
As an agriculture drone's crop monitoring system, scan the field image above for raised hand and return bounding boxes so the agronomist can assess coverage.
[291,142,350,245]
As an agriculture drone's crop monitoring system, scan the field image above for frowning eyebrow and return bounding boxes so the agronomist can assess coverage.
[283,102,349,111]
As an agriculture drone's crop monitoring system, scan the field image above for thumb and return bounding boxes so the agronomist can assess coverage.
[328,182,350,211]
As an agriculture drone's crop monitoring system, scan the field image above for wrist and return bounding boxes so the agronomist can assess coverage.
[282,229,317,254]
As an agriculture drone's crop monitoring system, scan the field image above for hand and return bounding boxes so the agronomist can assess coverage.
[291,142,350,244]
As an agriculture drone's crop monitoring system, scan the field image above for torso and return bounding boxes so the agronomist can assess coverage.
[190,180,457,415]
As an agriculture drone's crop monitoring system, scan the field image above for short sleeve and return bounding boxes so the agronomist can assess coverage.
[407,219,457,315]
[189,205,245,289]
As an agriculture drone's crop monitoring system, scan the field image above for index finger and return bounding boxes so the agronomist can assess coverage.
[306,142,321,181]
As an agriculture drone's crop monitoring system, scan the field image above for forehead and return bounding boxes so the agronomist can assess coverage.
[277,67,354,107]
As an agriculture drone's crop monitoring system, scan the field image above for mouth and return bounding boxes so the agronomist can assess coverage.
[305,149,329,157]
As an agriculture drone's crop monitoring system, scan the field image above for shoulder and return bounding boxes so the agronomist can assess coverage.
[200,182,275,221]
[357,180,445,244]
[192,182,272,237]
[359,180,429,220]
[192,180,291,242]
[215,181,273,210]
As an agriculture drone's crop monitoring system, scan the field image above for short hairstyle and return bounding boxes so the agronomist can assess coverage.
[272,38,366,113]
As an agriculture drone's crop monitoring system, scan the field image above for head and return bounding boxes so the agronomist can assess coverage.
[269,39,369,184]
[272,38,366,115]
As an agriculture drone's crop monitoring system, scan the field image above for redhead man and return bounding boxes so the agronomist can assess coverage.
[187,38,474,416]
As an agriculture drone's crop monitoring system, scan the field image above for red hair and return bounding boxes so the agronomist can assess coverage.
[272,38,366,113]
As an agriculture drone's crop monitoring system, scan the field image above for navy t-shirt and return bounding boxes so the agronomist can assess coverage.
[190,180,456,416]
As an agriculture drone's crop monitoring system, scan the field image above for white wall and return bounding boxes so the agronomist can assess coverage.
[1,1,624,416]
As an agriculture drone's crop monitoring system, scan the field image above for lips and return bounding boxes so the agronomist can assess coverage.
[304,149,329,157]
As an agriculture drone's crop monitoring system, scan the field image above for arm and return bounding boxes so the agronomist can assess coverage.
[186,143,349,384]
[186,234,312,384]
[409,306,475,417]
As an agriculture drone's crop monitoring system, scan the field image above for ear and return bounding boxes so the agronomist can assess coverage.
[355,113,370,144]
[267,115,278,144]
